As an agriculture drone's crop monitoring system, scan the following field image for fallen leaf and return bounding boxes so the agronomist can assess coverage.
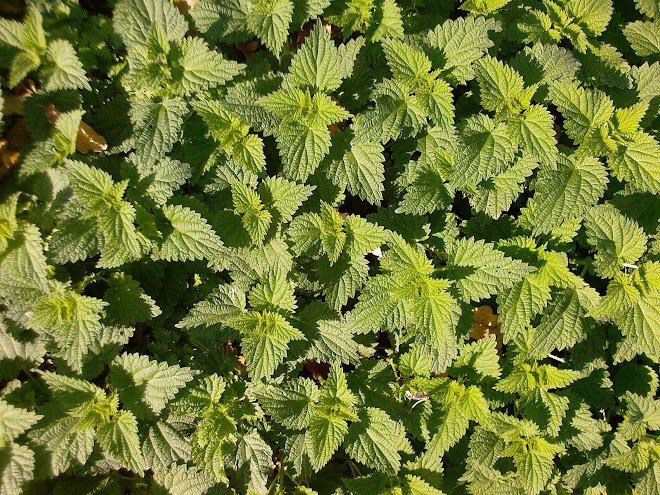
[304,360,330,380]
[2,79,36,116]
[236,40,260,58]
[173,0,199,15]
[0,140,20,180]
[470,305,503,350]
[77,121,108,153]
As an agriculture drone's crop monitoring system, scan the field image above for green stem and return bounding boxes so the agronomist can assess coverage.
[283,468,303,488]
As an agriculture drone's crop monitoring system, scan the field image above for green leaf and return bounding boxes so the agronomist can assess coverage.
[444,237,534,302]
[307,413,348,472]
[0,442,35,495]
[28,415,96,476]
[475,56,527,114]
[40,40,90,91]
[253,378,319,429]
[259,176,314,222]
[247,0,294,56]
[382,39,432,87]
[248,266,297,314]
[96,410,146,474]
[471,155,537,218]
[368,0,404,41]
[31,291,107,372]
[610,132,660,195]
[233,429,273,492]
[549,82,614,146]
[522,154,608,234]
[625,20,660,57]
[326,134,385,205]
[153,205,224,262]
[104,272,161,326]
[498,273,552,342]
[109,353,195,419]
[503,437,563,495]
[278,122,331,182]
[0,400,41,442]
[344,407,406,474]
[130,98,188,165]
[176,284,246,335]
[152,462,218,495]
[527,285,600,357]
[174,37,245,94]
[289,22,343,92]
[397,154,453,216]
[230,310,305,380]
[451,114,517,189]
[584,204,648,278]
[142,422,192,472]
[508,105,558,166]
[0,224,49,301]
[425,16,499,85]
[113,0,187,47]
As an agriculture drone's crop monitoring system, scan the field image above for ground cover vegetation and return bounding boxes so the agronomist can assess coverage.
[1,0,660,493]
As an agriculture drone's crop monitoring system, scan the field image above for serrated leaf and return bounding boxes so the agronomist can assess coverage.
[41,40,90,92]
[96,410,146,474]
[130,98,187,165]
[109,353,195,419]
[153,205,224,262]
[344,407,406,475]
[444,238,534,302]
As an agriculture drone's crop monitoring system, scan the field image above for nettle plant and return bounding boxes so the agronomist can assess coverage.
[0,0,660,493]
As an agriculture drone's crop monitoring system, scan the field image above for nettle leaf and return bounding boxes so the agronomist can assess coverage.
[344,407,407,474]
[153,205,224,262]
[278,122,331,182]
[522,154,608,234]
[253,378,319,429]
[549,82,614,147]
[230,310,305,380]
[173,37,245,94]
[0,442,35,495]
[114,0,188,47]
[0,400,41,442]
[109,353,195,419]
[247,0,294,56]
[176,284,247,335]
[584,204,647,278]
[41,40,90,91]
[96,410,146,474]
[326,132,385,205]
[289,21,343,92]
[610,131,660,195]
[443,237,534,302]
[451,113,517,189]
[625,20,660,57]
[129,98,188,165]
[31,291,107,372]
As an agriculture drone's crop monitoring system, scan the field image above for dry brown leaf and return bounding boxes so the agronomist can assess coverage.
[173,0,199,14]
[304,360,330,380]
[2,79,36,116]
[236,40,260,58]
[77,121,108,153]
[0,140,20,180]
[470,305,503,350]
[5,118,30,151]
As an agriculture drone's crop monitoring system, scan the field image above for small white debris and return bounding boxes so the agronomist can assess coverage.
[548,354,565,363]
[371,247,382,258]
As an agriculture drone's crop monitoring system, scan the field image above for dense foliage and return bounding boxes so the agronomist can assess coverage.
[1,0,660,493]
